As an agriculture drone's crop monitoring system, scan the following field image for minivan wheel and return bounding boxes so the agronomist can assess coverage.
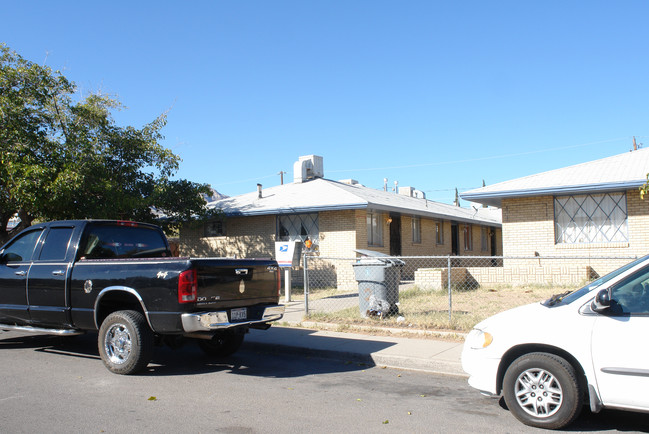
[503,352,583,429]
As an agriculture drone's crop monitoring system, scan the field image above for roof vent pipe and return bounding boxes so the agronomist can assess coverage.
[257,183,262,199]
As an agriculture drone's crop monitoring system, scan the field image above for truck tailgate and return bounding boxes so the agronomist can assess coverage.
[191,258,279,308]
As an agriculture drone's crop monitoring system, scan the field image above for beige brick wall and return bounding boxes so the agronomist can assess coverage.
[401,216,453,256]
[501,196,555,257]
[179,215,276,258]
[319,210,359,290]
[501,190,647,276]
[414,267,467,290]
[179,209,505,290]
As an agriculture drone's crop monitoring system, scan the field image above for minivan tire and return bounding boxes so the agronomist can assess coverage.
[503,352,583,429]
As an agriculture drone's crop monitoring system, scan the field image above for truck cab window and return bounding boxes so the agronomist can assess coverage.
[39,228,74,261]
[1,229,44,262]
[80,224,169,259]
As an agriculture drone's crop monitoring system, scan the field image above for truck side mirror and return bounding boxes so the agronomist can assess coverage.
[0,252,23,264]
[591,288,611,313]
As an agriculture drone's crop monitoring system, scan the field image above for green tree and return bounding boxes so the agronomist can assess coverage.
[0,43,211,243]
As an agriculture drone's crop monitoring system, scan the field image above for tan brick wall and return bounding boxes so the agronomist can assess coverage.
[414,267,467,290]
[319,210,359,290]
[179,215,276,258]
[401,216,453,256]
[502,196,555,257]
[501,190,647,276]
[179,209,505,290]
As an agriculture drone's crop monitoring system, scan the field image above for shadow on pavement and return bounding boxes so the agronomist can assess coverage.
[497,396,649,432]
[0,329,388,379]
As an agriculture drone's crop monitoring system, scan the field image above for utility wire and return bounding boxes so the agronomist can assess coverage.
[327,137,629,173]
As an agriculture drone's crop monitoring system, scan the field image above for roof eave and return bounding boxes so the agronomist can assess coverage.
[219,203,367,217]
[461,180,645,207]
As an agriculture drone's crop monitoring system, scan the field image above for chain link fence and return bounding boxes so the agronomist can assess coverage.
[283,254,638,332]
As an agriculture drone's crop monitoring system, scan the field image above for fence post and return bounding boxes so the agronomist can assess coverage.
[303,253,309,315]
[447,255,452,324]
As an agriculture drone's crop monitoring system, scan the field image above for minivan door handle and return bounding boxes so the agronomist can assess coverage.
[15,271,26,276]
[52,270,65,276]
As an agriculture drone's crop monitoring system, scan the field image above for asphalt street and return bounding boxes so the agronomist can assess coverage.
[1,330,648,433]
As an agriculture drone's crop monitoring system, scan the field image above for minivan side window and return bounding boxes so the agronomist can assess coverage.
[1,229,44,262]
[610,267,649,314]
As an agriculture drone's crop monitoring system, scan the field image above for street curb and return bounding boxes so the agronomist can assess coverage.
[279,320,468,341]
[242,339,467,378]
[242,329,468,378]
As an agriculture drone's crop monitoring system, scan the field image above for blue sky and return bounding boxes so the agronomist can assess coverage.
[4,1,649,204]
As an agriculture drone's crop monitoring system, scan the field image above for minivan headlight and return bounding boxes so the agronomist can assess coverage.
[467,328,493,349]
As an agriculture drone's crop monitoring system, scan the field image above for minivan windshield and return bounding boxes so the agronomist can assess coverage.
[543,255,649,307]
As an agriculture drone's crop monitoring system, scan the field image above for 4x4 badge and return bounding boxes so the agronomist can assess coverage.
[83,280,93,294]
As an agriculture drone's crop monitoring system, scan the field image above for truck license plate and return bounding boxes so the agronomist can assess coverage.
[231,308,247,321]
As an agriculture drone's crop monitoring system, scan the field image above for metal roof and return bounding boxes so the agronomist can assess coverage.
[461,148,649,207]
[208,178,501,226]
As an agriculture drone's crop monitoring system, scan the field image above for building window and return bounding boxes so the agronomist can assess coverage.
[277,213,319,245]
[436,221,443,245]
[204,220,226,237]
[481,227,488,252]
[554,193,628,244]
[463,224,473,251]
[412,216,421,244]
[367,210,383,246]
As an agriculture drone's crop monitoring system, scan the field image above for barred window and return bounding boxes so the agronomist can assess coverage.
[204,220,226,237]
[367,210,383,246]
[277,213,319,243]
[412,216,421,244]
[554,193,628,244]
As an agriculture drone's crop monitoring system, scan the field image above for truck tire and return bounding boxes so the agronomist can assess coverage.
[98,310,154,375]
[503,352,583,429]
[197,331,245,357]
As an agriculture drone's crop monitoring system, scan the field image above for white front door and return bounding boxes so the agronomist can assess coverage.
[591,269,649,410]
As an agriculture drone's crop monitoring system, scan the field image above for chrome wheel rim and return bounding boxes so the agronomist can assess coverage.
[514,368,563,418]
[104,323,132,365]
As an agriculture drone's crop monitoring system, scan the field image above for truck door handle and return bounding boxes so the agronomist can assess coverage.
[15,271,26,276]
[52,270,65,276]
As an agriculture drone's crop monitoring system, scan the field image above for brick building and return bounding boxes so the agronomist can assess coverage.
[461,147,649,278]
[180,155,502,290]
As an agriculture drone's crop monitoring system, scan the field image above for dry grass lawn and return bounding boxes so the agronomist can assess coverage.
[306,284,579,332]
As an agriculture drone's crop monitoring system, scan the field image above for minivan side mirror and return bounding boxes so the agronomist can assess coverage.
[591,288,611,313]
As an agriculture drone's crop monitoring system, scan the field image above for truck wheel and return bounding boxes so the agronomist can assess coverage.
[503,352,583,430]
[197,331,245,357]
[98,310,153,375]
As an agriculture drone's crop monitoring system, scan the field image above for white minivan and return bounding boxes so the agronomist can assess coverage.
[461,255,649,429]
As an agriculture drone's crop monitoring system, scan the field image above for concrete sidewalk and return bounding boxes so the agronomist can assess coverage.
[243,301,467,377]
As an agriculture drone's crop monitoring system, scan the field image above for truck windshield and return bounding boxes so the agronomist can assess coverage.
[544,255,649,307]
[79,223,170,259]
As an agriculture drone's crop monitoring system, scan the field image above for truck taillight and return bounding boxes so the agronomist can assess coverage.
[178,269,197,303]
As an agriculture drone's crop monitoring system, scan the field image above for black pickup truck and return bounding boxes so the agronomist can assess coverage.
[0,220,284,374]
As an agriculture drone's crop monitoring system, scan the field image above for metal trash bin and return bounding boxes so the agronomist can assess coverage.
[352,249,404,318]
